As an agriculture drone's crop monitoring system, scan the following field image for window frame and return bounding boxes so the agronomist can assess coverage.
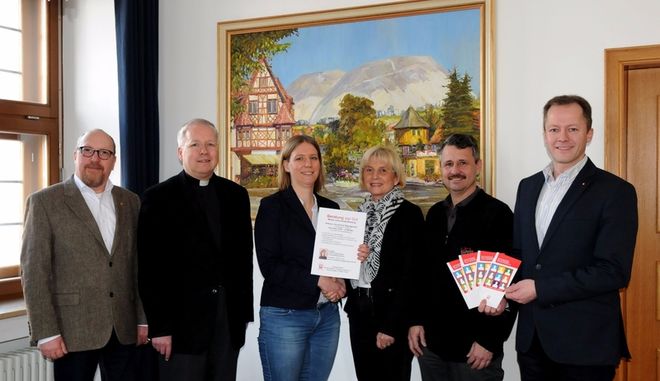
[248,100,258,115]
[267,98,277,114]
[0,0,61,302]
[0,0,60,119]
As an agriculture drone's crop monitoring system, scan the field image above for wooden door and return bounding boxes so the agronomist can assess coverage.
[606,45,660,381]
[623,65,660,380]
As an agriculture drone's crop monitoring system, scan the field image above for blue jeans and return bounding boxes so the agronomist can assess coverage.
[258,303,340,381]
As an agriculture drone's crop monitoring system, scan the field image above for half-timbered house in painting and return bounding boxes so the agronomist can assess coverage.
[232,59,295,185]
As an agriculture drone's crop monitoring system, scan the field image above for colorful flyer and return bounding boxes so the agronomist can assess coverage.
[447,259,471,298]
[476,250,497,288]
[448,250,521,309]
[459,252,479,290]
[457,252,482,308]
[480,252,521,308]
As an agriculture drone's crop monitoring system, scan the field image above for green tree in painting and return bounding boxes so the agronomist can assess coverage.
[422,103,443,137]
[230,29,298,117]
[337,94,376,135]
[324,94,385,178]
[442,68,476,135]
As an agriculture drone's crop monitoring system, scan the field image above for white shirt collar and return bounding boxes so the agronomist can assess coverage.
[73,174,114,195]
[542,155,589,183]
[72,174,116,253]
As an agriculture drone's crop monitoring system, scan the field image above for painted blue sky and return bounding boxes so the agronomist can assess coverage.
[270,8,481,94]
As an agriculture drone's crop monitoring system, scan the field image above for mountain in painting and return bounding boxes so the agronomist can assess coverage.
[287,56,450,123]
[286,70,345,124]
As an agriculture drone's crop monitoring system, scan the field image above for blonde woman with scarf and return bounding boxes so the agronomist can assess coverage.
[344,145,425,381]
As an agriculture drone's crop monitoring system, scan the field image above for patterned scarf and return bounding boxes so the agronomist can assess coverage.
[357,186,404,284]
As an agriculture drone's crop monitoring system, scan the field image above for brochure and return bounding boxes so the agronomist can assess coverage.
[480,252,521,308]
[447,251,521,309]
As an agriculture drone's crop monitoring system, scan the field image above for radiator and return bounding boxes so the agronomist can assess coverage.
[0,347,52,381]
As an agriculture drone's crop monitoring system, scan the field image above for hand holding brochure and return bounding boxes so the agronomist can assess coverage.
[311,207,366,280]
[447,250,521,309]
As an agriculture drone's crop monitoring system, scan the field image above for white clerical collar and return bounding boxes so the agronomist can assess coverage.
[184,171,211,187]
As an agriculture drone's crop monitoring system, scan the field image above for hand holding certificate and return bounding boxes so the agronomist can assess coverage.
[311,207,366,280]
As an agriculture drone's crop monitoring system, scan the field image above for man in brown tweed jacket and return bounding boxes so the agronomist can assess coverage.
[21,129,148,381]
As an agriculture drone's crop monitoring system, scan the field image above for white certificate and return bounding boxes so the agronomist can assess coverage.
[311,207,366,280]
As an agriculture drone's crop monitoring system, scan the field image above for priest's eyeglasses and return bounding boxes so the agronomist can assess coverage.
[78,146,115,160]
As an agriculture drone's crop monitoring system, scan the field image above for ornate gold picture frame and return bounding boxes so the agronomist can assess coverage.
[218,0,494,216]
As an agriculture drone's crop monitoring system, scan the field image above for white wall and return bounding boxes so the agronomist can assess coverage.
[495,0,660,207]
[61,0,120,184]
[4,0,656,380]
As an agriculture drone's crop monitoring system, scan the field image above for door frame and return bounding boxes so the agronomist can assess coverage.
[605,44,660,174]
[605,43,660,381]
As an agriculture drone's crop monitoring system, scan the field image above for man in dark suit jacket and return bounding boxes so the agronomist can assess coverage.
[138,118,253,381]
[506,95,638,381]
[21,129,148,381]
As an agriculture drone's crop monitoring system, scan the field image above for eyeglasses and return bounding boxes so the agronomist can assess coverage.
[78,146,115,160]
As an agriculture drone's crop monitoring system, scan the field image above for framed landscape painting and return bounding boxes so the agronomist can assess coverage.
[217,0,494,217]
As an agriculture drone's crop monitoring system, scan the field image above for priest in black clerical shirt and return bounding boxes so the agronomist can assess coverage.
[137,118,253,381]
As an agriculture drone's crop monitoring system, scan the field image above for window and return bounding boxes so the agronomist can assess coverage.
[0,133,48,262]
[0,0,48,104]
[267,99,277,114]
[0,0,60,302]
[282,128,291,141]
[249,100,258,115]
[0,138,26,269]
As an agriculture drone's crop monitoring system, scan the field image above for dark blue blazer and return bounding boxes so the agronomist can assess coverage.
[255,186,340,309]
[514,158,638,366]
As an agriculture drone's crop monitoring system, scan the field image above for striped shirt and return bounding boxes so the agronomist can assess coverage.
[535,156,588,247]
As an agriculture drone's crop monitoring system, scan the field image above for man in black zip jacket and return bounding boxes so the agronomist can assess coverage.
[407,134,517,381]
